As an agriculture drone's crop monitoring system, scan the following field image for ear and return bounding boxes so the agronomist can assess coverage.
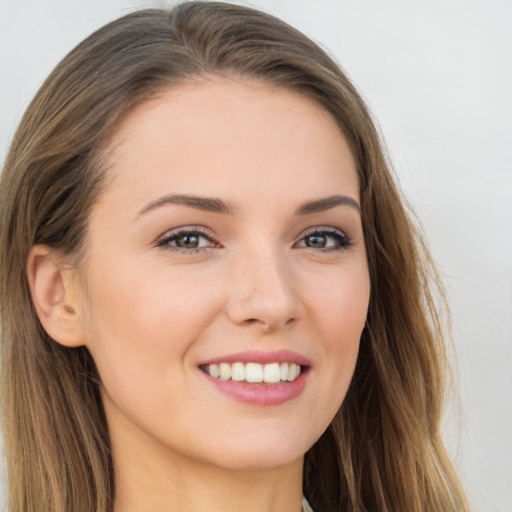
[27,245,86,347]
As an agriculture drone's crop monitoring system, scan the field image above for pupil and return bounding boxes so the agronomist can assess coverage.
[177,234,199,248]
[306,234,326,248]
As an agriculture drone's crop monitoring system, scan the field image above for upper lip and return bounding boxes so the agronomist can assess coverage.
[199,349,311,367]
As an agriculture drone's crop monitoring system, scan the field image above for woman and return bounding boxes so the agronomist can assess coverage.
[0,2,470,511]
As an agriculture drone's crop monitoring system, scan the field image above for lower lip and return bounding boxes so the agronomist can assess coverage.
[201,369,308,406]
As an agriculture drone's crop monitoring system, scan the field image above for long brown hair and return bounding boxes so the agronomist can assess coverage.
[0,2,469,511]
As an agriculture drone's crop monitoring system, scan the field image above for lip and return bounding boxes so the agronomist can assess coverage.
[201,369,308,406]
[198,350,311,406]
[199,349,311,366]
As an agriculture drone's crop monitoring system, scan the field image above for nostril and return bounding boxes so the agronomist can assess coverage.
[242,318,259,326]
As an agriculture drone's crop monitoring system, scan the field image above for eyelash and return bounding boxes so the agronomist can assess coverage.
[296,228,352,252]
[157,227,218,253]
[156,227,352,253]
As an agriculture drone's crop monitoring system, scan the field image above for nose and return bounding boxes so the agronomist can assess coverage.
[225,249,303,332]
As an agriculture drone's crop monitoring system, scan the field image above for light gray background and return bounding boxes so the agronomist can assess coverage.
[1,1,511,511]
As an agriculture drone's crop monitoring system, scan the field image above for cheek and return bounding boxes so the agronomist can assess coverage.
[307,261,370,344]
[303,262,369,409]
[81,257,223,389]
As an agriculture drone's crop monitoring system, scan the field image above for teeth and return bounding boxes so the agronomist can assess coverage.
[246,362,263,383]
[231,362,245,381]
[280,362,289,381]
[209,363,220,378]
[203,362,303,383]
[263,362,281,383]
[288,363,300,381]
[219,363,231,380]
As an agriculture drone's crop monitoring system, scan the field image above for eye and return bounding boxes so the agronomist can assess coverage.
[157,228,218,252]
[295,228,352,252]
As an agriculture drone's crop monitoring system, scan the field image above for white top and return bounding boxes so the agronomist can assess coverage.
[302,496,314,512]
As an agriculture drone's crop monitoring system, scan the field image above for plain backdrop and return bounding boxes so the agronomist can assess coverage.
[1,1,511,510]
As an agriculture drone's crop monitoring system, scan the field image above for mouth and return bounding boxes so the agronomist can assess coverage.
[198,351,310,406]
[199,361,303,384]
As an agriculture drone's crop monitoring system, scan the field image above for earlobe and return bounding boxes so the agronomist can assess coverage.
[27,245,86,347]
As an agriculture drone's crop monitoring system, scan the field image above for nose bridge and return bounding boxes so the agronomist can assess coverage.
[226,241,301,330]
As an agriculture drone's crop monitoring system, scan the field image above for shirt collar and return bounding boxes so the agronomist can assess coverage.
[302,495,314,512]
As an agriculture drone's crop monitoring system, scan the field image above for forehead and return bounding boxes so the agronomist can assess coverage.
[100,77,359,210]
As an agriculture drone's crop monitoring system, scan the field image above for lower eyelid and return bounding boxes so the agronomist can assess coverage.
[156,227,352,251]
[157,229,216,249]
[297,229,351,247]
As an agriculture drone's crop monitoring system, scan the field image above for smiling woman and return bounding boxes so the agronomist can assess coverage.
[0,2,469,512]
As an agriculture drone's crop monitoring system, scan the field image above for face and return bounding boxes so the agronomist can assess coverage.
[76,78,370,472]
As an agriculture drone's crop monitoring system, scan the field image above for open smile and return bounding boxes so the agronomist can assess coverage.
[200,361,302,384]
[199,350,310,406]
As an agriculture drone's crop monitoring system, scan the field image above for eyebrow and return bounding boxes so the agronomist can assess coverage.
[137,193,360,218]
[137,194,239,218]
[294,195,361,215]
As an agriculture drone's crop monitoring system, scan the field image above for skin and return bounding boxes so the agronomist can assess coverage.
[32,77,370,511]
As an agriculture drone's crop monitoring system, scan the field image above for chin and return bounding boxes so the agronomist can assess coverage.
[212,451,304,473]
[198,432,314,472]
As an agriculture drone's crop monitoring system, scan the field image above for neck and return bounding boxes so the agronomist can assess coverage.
[114,457,303,512]
[113,444,304,512]
[108,402,304,512]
